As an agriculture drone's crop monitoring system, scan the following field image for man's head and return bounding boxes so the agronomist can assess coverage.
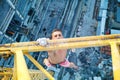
[50,29,63,39]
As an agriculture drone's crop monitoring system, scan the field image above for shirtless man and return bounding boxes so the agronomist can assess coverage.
[37,29,78,69]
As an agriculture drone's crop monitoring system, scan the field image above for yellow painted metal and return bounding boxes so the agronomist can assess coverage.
[0,34,120,52]
[0,34,120,80]
[29,69,47,80]
[0,72,12,80]
[13,49,31,80]
[0,34,120,48]
[25,53,54,80]
[1,75,11,80]
[0,39,120,52]
[0,68,13,80]
[0,72,12,75]
[110,42,120,80]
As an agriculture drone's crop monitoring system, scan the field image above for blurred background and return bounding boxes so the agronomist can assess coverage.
[0,0,120,80]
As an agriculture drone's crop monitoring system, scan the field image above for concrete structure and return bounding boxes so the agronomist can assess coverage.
[0,0,114,80]
[111,29,120,34]
[96,0,108,35]
[118,0,120,2]
[116,7,120,23]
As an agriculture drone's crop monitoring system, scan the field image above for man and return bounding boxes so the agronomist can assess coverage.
[37,29,78,69]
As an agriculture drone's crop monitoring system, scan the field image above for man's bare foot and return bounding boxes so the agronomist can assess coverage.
[70,62,78,70]
[73,65,79,70]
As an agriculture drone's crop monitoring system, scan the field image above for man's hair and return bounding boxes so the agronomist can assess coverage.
[50,28,62,39]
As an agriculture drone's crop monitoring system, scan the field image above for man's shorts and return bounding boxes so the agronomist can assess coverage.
[46,59,70,67]
[59,59,70,67]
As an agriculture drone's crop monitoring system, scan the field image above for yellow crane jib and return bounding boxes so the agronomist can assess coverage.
[0,34,120,80]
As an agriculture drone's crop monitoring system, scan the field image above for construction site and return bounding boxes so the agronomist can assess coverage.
[0,0,120,80]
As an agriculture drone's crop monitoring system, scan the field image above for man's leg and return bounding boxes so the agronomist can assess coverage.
[69,62,78,69]
[44,58,52,67]
[59,59,78,69]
